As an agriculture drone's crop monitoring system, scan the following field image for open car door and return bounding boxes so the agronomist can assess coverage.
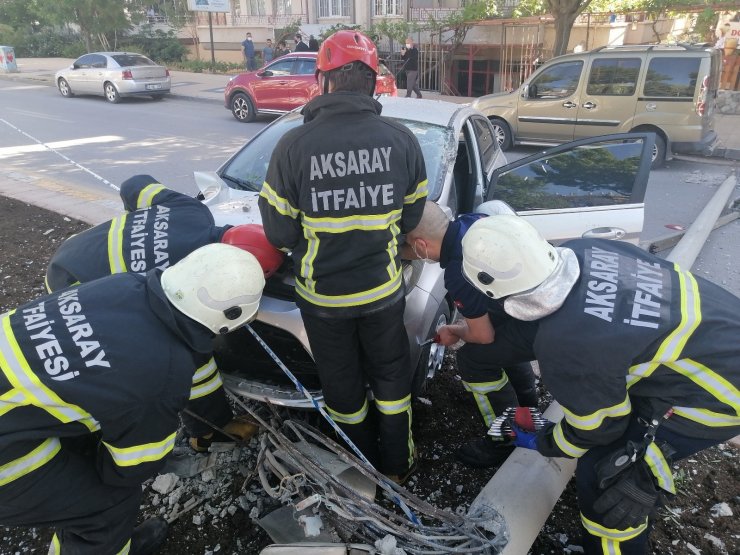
[481,133,653,245]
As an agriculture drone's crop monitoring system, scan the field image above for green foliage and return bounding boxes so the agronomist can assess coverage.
[0,27,84,57]
[121,27,186,63]
[318,23,363,41]
[169,59,243,74]
[0,0,49,31]
[368,20,415,44]
[274,19,303,45]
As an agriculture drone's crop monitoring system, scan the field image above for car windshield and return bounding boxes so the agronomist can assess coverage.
[220,113,451,199]
[111,54,156,67]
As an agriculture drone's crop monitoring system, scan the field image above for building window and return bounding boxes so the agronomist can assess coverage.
[374,0,403,16]
[319,0,350,17]
[245,0,266,16]
[276,0,292,15]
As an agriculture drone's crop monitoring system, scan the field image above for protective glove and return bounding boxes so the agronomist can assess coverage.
[592,459,661,529]
[509,406,541,450]
[510,422,538,450]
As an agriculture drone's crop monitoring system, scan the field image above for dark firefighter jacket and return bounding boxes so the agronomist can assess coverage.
[0,271,215,488]
[258,92,428,318]
[45,174,228,293]
[534,239,740,459]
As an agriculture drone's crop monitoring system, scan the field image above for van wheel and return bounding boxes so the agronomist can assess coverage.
[490,118,513,151]
[651,134,666,169]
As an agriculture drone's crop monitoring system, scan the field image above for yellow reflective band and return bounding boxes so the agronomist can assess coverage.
[0,314,100,432]
[553,422,588,458]
[644,443,675,494]
[259,182,299,218]
[665,358,740,416]
[326,398,368,425]
[627,267,700,388]
[385,221,400,280]
[601,538,622,555]
[103,432,176,467]
[301,227,320,286]
[0,387,27,418]
[562,395,632,431]
[0,438,60,486]
[581,512,647,541]
[116,539,132,555]
[404,178,428,204]
[376,394,411,416]
[192,357,218,384]
[136,184,166,209]
[189,372,223,401]
[295,271,402,308]
[463,376,509,394]
[672,406,740,427]
[470,391,496,428]
[302,209,402,233]
[48,533,61,555]
[107,214,128,274]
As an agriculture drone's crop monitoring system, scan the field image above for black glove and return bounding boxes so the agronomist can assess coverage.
[592,459,660,529]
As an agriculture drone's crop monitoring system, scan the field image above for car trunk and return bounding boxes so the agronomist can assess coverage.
[128,66,167,80]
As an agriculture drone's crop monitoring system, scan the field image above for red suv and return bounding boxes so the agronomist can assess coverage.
[225,52,397,123]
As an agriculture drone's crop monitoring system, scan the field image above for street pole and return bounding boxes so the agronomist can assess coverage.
[208,12,215,65]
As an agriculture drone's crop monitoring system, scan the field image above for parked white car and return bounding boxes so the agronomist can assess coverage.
[196,97,654,408]
[55,52,170,103]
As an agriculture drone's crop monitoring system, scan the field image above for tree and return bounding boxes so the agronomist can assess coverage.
[0,0,48,31]
[547,0,593,56]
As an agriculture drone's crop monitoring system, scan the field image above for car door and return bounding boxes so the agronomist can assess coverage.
[66,54,96,93]
[292,57,320,107]
[574,57,641,139]
[515,59,584,143]
[250,57,296,111]
[87,54,109,95]
[483,133,654,245]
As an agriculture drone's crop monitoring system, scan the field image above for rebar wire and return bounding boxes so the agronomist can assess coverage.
[226,390,508,554]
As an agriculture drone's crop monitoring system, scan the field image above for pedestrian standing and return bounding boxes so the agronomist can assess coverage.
[308,34,319,52]
[0,243,266,554]
[461,214,740,555]
[401,37,422,99]
[274,39,290,58]
[263,38,275,64]
[294,33,309,52]
[258,30,428,485]
[242,32,256,70]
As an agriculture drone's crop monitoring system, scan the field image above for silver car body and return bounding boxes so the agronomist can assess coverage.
[55,52,170,101]
[196,97,652,407]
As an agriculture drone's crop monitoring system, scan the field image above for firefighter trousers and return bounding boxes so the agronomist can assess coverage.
[576,416,720,554]
[302,299,413,475]
[0,437,142,554]
[456,317,538,427]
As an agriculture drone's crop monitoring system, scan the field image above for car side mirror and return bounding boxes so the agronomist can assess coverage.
[528,84,538,99]
[258,70,273,77]
[71,64,78,70]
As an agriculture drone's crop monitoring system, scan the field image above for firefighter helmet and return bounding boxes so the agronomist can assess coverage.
[461,215,558,299]
[221,224,284,278]
[161,243,265,335]
[316,30,379,75]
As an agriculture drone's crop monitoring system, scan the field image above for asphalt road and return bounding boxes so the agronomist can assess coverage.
[1,79,738,296]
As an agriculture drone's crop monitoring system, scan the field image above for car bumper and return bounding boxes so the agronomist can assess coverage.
[671,130,718,156]
[117,79,171,96]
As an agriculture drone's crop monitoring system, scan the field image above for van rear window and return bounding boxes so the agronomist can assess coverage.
[587,58,641,96]
[643,57,700,98]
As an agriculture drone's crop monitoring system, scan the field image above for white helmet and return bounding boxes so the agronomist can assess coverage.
[161,243,265,334]
[461,215,558,299]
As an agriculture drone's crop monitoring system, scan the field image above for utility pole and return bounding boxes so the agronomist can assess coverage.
[208,12,215,64]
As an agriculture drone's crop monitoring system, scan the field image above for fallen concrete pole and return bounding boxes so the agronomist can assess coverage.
[469,171,737,554]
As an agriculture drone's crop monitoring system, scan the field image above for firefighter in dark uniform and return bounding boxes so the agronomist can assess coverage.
[45,174,282,451]
[0,244,265,554]
[461,215,740,555]
[258,30,427,483]
[403,201,538,467]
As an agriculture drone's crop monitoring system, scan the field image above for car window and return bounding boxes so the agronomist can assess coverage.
[74,54,97,68]
[90,54,108,69]
[643,57,700,98]
[378,63,391,76]
[470,116,497,173]
[490,138,645,210]
[587,58,640,96]
[265,59,294,76]
[221,114,451,201]
[294,58,316,75]
[111,54,156,67]
[529,61,583,100]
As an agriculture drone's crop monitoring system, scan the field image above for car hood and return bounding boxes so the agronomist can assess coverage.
[471,90,516,108]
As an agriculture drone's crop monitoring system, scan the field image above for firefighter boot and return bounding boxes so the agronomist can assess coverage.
[189,416,260,452]
[130,518,168,555]
[455,437,514,468]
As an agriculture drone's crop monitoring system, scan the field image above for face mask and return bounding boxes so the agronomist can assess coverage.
[411,240,434,264]
[247,37,252,41]
[405,44,412,49]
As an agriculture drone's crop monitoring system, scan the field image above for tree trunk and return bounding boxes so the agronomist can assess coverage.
[552,13,579,57]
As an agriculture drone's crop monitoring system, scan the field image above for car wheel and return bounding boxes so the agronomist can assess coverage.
[651,134,666,169]
[58,78,73,98]
[411,307,450,398]
[231,93,256,123]
[490,117,513,151]
[104,82,121,104]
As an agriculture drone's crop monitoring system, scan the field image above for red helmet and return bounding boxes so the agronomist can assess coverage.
[316,30,378,75]
[221,224,284,278]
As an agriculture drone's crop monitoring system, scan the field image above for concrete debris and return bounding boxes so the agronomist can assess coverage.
[201,468,216,483]
[710,502,733,517]
[686,542,702,555]
[704,533,728,554]
[565,545,585,553]
[151,473,179,495]
[375,534,407,555]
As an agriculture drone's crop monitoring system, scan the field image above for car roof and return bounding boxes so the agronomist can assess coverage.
[83,52,153,58]
[378,97,476,127]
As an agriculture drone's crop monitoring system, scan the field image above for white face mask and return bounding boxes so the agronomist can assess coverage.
[405,44,412,49]
[247,37,252,41]
[411,240,434,264]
